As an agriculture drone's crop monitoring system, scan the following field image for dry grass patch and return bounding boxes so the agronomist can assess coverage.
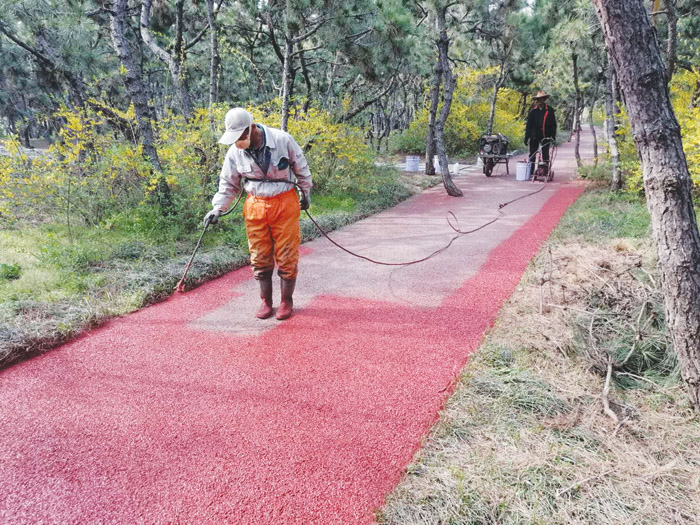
[379,237,700,525]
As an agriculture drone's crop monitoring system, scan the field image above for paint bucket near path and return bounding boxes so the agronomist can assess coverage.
[405,155,420,172]
[516,161,531,181]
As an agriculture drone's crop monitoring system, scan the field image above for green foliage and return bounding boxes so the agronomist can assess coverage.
[391,68,523,157]
[0,263,21,280]
[577,161,612,183]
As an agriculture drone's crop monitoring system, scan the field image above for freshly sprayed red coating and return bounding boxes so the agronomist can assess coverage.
[0,136,590,524]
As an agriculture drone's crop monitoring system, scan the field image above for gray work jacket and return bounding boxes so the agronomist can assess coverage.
[212,125,313,212]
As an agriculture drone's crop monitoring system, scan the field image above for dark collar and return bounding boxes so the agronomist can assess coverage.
[247,124,267,153]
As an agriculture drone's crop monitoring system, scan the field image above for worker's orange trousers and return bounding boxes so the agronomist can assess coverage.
[243,189,301,280]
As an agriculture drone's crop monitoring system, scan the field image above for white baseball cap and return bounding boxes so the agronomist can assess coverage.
[218,108,253,145]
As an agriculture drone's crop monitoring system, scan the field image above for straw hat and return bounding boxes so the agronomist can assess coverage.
[533,90,550,100]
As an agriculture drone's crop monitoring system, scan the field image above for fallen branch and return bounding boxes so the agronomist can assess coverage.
[602,360,620,425]
[618,300,648,367]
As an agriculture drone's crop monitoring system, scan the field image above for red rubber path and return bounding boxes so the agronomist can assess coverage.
[1,134,591,523]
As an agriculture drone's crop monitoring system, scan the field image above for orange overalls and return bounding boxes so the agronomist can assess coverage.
[243,188,301,280]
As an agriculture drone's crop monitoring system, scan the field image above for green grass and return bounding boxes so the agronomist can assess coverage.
[554,189,651,241]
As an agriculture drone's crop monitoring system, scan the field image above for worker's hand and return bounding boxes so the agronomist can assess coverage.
[203,209,221,226]
[300,193,310,211]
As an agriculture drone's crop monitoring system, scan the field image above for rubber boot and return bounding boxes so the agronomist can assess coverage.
[255,273,273,319]
[275,278,296,321]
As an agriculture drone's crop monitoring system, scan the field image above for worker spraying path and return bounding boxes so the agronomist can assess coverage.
[0,131,594,523]
[203,108,313,321]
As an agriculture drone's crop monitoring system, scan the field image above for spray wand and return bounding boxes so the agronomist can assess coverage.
[174,192,244,292]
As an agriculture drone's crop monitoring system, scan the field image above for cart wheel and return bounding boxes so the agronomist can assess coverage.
[484,158,494,177]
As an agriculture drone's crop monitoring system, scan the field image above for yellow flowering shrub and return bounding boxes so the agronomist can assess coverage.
[246,102,385,194]
[672,70,700,193]
[622,70,700,196]
[1,101,391,228]
[0,105,155,225]
[392,67,523,156]
[0,136,48,219]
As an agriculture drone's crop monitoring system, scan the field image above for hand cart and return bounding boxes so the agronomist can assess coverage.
[530,137,555,182]
[478,133,511,177]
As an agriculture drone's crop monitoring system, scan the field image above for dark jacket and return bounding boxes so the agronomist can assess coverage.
[525,104,557,144]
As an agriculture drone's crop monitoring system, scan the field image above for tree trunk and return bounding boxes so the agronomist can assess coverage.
[589,96,598,167]
[487,64,506,135]
[298,46,312,114]
[425,57,441,176]
[573,53,582,167]
[324,50,339,110]
[487,82,499,136]
[575,100,583,167]
[140,0,194,120]
[563,106,574,139]
[206,0,220,109]
[435,6,462,197]
[593,0,700,410]
[281,37,293,131]
[110,0,162,172]
[605,55,622,190]
[664,0,677,80]
[517,91,529,118]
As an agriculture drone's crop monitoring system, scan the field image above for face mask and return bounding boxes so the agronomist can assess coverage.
[235,125,252,149]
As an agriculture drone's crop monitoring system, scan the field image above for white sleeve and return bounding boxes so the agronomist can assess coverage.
[288,135,313,195]
[212,149,242,212]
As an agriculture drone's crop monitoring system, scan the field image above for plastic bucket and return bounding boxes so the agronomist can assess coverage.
[516,161,531,181]
[405,155,420,172]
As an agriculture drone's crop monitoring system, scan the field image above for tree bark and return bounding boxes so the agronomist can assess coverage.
[206,0,220,109]
[517,91,529,118]
[664,0,677,80]
[487,84,499,136]
[298,46,312,114]
[281,36,293,131]
[109,0,162,172]
[593,0,700,410]
[605,54,622,190]
[487,63,506,135]
[425,57,441,176]
[589,96,598,167]
[140,0,194,120]
[573,53,583,167]
[434,6,462,197]
[324,50,339,110]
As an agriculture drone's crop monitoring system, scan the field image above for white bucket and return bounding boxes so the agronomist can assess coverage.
[516,161,531,181]
[405,155,420,172]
